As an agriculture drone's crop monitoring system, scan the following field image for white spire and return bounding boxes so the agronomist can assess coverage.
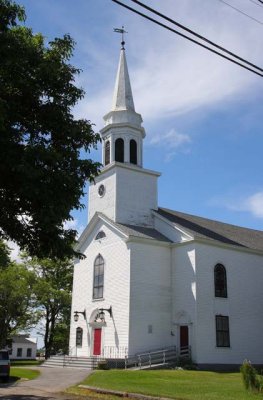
[103,47,144,129]
[112,48,135,112]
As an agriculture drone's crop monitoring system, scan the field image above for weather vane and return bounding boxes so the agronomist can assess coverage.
[114,26,128,49]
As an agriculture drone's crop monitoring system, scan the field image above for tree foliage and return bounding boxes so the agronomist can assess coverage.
[0,243,38,348]
[24,256,73,358]
[0,0,101,259]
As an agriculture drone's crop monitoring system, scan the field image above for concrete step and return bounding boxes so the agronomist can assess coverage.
[42,355,101,369]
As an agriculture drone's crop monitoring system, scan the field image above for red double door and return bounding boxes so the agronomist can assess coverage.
[93,328,102,355]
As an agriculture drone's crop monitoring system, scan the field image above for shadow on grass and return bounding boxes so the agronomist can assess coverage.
[10,361,43,367]
[0,396,58,400]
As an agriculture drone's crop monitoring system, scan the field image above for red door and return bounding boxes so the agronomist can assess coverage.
[180,326,189,349]
[93,328,102,355]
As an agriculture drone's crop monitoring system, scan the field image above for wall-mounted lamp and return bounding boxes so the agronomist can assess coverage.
[95,306,112,323]
[74,310,86,322]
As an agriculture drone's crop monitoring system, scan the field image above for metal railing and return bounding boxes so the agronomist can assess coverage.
[180,345,191,359]
[125,346,177,369]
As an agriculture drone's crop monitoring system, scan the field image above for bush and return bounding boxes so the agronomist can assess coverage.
[240,360,263,392]
[97,360,109,370]
[177,357,197,370]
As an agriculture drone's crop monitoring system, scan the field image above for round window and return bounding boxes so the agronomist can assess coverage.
[98,184,105,197]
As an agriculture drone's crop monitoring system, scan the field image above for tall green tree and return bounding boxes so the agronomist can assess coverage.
[0,0,100,260]
[25,257,73,358]
[0,243,38,348]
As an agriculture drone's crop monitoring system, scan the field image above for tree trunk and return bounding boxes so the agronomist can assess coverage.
[44,308,50,359]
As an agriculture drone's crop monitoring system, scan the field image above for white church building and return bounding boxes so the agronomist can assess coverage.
[69,42,263,369]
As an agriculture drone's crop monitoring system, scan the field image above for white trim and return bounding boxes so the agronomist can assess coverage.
[125,236,171,247]
[99,161,161,177]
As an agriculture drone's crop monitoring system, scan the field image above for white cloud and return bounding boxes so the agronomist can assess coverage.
[72,0,262,131]
[150,128,191,161]
[151,129,191,148]
[211,191,263,219]
[243,192,263,218]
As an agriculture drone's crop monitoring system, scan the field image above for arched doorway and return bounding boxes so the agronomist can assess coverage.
[89,309,106,356]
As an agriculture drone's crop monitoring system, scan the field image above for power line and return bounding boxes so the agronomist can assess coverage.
[247,0,263,8]
[257,0,263,4]
[218,0,263,26]
[111,0,263,77]
[129,0,263,73]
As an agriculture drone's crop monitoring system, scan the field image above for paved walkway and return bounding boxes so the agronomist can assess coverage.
[0,366,92,400]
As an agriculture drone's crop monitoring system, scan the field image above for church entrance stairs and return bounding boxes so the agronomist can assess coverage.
[42,355,101,369]
[42,346,190,370]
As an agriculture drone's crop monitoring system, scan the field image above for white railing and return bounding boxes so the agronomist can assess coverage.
[125,346,177,369]
[102,346,128,358]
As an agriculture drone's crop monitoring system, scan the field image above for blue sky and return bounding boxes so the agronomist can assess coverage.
[16,0,263,235]
[13,0,263,348]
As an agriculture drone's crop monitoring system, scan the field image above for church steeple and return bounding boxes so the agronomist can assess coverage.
[88,35,160,227]
[111,48,135,112]
[100,40,145,168]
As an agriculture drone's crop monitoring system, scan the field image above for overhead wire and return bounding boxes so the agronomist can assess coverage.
[247,0,263,8]
[111,0,263,77]
[218,0,263,26]
[130,0,263,72]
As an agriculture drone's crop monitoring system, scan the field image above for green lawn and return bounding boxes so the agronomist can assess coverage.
[10,367,40,381]
[11,360,43,366]
[81,370,263,400]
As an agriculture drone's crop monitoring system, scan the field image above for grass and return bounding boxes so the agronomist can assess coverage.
[11,360,43,366]
[78,370,263,400]
[10,367,40,381]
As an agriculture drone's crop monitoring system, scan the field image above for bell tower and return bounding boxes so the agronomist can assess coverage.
[88,34,160,227]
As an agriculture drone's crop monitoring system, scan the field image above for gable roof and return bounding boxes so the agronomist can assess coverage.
[156,207,263,251]
[12,336,37,345]
[77,212,171,251]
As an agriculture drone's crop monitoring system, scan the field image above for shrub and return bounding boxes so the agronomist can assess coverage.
[97,360,109,370]
[240,360,262,392]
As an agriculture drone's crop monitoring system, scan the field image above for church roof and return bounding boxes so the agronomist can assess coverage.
[113,221,172,243]
[157,207,263,251]
[97,212,171,243]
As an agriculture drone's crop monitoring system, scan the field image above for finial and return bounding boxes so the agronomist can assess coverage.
[114,26,128,50]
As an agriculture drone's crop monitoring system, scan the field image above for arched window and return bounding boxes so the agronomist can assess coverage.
[105,140,110,166]
[93,254,104,299]
[130,139,137,165]
[214,264,227,298]
[95,231,106,240]
[115,138,124,163]
[76,327,83,347]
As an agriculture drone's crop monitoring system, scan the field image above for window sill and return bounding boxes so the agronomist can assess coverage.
[92,298,105,302]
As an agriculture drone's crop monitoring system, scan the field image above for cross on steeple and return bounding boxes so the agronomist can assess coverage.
[114,26,128,49]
